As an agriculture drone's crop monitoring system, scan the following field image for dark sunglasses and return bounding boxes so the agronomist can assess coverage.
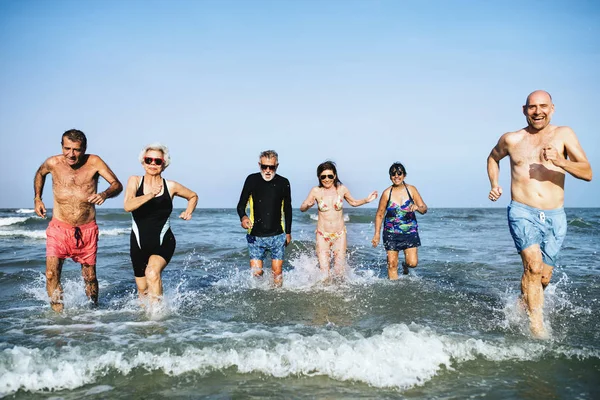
[320,174,335,180]
[260,164,278,171]
[144,157,164,166]
[390,170,404,177]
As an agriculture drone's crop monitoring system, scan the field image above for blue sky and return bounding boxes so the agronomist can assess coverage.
[1,0,598,209]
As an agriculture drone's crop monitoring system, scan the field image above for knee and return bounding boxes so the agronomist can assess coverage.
[45,270,58,283]
[523,259,543,275]
[145,266,161,283]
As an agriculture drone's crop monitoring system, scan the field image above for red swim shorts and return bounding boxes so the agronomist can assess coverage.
[46,219,99,265]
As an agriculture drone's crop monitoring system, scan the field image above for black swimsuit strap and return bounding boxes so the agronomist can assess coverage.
[387,186,393,207]
[403,182,414,203]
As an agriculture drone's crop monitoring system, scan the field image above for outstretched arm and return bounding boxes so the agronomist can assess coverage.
[88,156,123,205]
[487,134,509,202]
[343,186,378,207]
[33,159,51,218]
[543,127,592,181]
[170,181,198,220]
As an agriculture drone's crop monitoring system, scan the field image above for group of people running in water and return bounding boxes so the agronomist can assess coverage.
[34,90,592,338]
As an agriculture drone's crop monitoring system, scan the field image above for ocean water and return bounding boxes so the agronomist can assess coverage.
[0,207,598,399]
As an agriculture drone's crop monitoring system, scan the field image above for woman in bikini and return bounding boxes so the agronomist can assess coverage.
[300,161,378,278]
[371,162,427,279]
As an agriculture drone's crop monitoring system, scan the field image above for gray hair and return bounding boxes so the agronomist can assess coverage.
[138,142,171,168]
[259,150,278,162]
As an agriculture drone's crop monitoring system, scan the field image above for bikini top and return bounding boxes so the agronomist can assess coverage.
[317,189,343,212]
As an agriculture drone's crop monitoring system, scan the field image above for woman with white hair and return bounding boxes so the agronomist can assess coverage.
[124,143,198,303]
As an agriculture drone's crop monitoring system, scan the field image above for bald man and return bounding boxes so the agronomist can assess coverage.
[487,90,592,338]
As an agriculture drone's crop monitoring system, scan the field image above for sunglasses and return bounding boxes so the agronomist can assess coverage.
[260,164,278,171]
[390,171,404,177]
[320,174,335,180]
[144,157,164,166]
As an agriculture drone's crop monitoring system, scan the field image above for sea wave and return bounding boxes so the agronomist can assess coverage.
[0,228,129,240]
[15,209,35,214]
[1,323,597,396]
[0,217,30,227]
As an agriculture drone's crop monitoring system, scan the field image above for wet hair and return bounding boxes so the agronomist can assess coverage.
[259,150,278,163]
[317,160,342,188]
[138,142,171,168]
[61,129,87,150]
[389,162,407,176]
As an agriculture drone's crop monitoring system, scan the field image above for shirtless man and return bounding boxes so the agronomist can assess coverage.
[487,90,592,337]
[34,129,123,312]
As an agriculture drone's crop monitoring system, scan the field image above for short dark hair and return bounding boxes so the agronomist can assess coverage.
[389,162,407,176]
[317,160,342,188]
[61,129,87,150]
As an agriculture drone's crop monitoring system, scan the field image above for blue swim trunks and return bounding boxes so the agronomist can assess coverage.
[246,233,286,261]
[507,201,567,266]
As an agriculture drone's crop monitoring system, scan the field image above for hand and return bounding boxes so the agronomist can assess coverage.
[371,235,380,248]
[179,211,193,220]
[241,216,253,229]
[87,192,107,205]
[285,234,292,246]
[34,198,46,218]
[543,145,566,167]
[366,191,378,203]
[489,186,502,202]
[408,203,420,212]
[150,183,163,197]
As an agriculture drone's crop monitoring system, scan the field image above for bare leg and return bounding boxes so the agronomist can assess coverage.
[520,245,547,338]
[250,259,264,277]
[316,234,332,276]
[134,276,149,302]
[386,250,399,280]
[46,256,65,312]
[403,248,419,274]
[81,264,98,305]
[145,255,168,303]
[271,259,283,287]
[331,232,347,278]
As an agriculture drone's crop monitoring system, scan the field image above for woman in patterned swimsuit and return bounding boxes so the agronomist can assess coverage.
[372,162,428,279]
[300,161,378,278]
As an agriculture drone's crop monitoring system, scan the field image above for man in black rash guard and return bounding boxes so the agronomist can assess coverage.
[236,150,292,286]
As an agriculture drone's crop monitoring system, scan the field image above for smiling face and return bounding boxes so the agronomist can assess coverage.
[259,156,278,181]
[319,169,336,189]
[523,91,554,132]
[142,149,165,175]
[61,138,85,167]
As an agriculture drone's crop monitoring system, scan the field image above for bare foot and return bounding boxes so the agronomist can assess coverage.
[50,301,64,313]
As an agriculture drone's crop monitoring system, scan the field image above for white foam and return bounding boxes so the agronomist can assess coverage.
[16,209,35,214]
[2,323,596,395]
[0,217,30,226]
[0,227,128,240]
[213,251,381,291]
